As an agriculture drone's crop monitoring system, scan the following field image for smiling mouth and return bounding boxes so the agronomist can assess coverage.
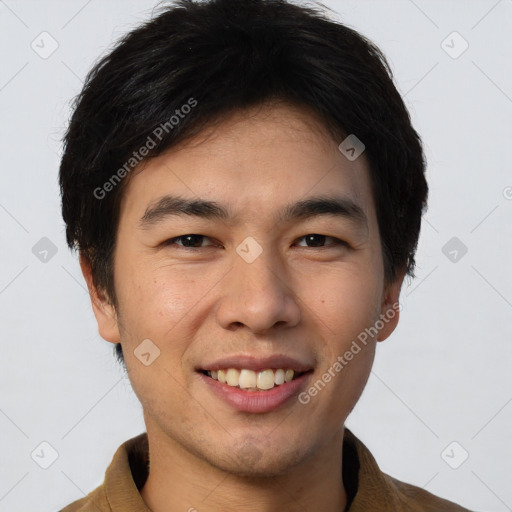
[199,368,309,392]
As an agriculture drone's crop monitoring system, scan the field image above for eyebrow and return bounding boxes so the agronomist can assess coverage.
[139,194,368,234]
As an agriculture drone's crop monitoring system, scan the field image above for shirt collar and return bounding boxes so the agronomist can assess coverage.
[103,427,398,511]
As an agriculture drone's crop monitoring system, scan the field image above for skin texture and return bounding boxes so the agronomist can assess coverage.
[81,102,405,512]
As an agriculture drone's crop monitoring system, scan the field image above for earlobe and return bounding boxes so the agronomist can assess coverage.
[79,254,121,344]
[376,268,406,342]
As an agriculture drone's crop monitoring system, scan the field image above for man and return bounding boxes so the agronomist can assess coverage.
[58,0,473,510]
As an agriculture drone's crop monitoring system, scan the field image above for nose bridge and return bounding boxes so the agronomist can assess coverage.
[237,242,281,294]
[216,239,301,333]
[234,240,285,305]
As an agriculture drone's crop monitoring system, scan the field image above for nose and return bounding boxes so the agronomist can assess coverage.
[215,245,301,335]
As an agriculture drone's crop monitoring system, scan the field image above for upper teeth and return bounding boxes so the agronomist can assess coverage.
[208,368,296,391]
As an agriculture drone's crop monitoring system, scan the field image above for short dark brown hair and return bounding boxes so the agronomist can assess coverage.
[59,0,428,367]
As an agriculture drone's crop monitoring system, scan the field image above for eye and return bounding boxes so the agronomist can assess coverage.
[164,234,218,249]
[295,234,348,248]
[162,233,348,250]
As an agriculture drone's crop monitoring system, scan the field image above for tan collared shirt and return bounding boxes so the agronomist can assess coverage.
[60,428,473,511]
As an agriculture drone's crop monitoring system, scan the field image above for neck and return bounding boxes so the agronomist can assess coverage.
[140,424,348,512]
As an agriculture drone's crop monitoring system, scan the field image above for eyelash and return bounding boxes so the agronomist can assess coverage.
[163,234,349,250]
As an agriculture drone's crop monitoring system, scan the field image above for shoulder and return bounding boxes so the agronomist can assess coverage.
[343,428,475,511]
[384,472,475,511]
[58,480,110,512]
[57,432,149,512]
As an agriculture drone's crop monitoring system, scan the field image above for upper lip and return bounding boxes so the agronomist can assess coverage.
[198,354,314,373]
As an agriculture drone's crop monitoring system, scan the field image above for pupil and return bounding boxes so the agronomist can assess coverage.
[183,235,203,247]
[306,234,325,247]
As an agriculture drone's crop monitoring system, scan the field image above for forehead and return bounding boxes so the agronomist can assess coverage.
[119,103,376,231]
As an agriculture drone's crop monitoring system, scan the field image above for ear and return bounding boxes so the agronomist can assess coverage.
[376,267,406,342]
[79,254,120,344]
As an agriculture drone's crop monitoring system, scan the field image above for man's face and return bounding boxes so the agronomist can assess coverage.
[86,103,403,476]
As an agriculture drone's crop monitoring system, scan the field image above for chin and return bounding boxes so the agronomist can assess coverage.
[212,442,309,479]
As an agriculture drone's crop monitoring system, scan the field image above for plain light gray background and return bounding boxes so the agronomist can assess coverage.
[0,1,511,511]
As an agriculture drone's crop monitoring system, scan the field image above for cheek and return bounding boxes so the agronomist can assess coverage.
[308,267,382,351]
[115,258,220,349]
[114,265,206,410]
[302,275,380,423]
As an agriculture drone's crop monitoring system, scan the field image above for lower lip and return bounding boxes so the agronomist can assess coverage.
[198,371,312,413]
